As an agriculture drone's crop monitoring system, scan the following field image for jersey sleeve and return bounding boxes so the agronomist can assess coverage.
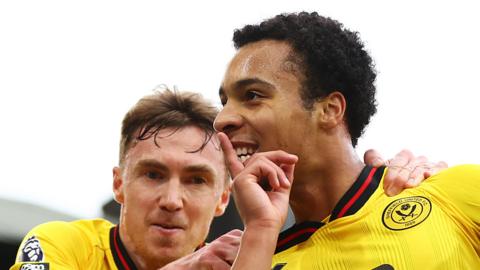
[428,164,480,226]
[10,221,91,270]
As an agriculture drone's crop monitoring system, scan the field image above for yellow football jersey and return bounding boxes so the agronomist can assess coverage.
[272,165,480,270]
[10,219,138,270]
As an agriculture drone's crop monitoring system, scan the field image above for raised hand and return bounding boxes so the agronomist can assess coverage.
[218,132,297,230]
[217,132,298,270]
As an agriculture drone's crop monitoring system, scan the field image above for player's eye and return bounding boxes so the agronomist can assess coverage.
[191,176,207,185]
[245,90,262,101]
[146,171,164,180]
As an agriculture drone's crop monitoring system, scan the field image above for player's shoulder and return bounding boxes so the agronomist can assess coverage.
[430,164,480,181]
[14,219,114,264]
[28,220,78,238]
[69,218,114,234]
[21,218,114,253]
[31,218,112,236]
[424,164,480,195]
[441,164,480,174]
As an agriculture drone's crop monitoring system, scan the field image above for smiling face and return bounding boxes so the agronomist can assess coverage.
[214,40,318,164]
[113,126,229,268]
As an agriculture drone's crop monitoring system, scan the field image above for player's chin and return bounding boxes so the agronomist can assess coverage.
[148,233,191,253]
[151,244,193,263]
[145,247,190,269]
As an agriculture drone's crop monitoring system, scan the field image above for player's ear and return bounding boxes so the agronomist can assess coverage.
[112,167,125,204]
[214,187,231,216]
[313,91,346,129]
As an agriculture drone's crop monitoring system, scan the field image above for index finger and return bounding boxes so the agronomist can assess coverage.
[217,132,244,177]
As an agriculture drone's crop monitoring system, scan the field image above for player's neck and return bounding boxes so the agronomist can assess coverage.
[289,139,364,223]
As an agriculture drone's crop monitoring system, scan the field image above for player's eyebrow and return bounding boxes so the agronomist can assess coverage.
[184,164,216,177]
[134,159,169,172]
[135,159,216,177]
[233,78,275,90]
[219,77,275,97]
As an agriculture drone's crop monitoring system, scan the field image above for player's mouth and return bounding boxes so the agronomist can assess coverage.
[233,144,258,163]
[151,222,185,235]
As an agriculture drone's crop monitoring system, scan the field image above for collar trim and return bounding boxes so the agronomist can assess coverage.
[330,166,385,221]
[110,226,138,270]
[275,221,324,253]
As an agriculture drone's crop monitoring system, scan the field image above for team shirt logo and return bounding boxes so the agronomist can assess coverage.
[382,196,432,230]
[20,236,44,262]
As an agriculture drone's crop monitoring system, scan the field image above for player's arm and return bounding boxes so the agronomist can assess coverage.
[218,133,297,270]
[364,149,448,195]
[10,221,85,270]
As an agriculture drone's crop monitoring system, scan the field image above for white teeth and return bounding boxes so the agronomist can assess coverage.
[239,154,251,163]
[234,146,257,163]
[235,147,256,154]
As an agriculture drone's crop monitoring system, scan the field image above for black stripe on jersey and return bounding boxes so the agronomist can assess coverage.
[110,226,138,270]
[275,221,324,253]
[330,166,386,221]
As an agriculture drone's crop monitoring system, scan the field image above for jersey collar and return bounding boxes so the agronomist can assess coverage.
[110,226,138,270]
[275,165,386,253]
[329,165,386,221]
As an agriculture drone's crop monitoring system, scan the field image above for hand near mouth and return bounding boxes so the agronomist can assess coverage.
[218,133,295,188]
[217,132,298,270]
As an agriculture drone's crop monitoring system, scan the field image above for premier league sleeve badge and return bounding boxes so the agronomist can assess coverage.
[20,236,44,262]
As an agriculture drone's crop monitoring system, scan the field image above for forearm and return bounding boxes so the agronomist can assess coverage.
[231,225,279,270]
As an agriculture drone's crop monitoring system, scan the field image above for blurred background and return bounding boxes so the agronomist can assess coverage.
[1,0,479,266]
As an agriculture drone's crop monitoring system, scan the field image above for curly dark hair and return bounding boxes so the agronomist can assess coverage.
[233,12,377,146]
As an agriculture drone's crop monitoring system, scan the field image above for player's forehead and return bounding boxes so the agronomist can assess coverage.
[125,126,225,175]
[235,39,292,62]
[221,40,297,95]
